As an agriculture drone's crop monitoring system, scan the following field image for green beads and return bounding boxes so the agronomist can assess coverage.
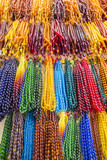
[65,59,77,111]
[0,113,13,160]
[19,58,36,113]
[19,58,43,116]
[63,114,81,160]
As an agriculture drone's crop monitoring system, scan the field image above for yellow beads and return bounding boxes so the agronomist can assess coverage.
[97,111,107,159]
[97,56,107,98]
[41,56,56,112]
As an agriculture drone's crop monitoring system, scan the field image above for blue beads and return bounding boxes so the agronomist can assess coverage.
[21,111,35,160]
[79,113,97,160]
[0,58,18,121]
[54,60,68,113]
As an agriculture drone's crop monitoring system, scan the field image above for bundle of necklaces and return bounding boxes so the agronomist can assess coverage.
[0,0,107,159]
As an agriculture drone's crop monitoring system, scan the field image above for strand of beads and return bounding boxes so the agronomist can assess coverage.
[73,60,92,113]
[0,58,18,121]
[0,113,13,160]
[97,56,107,98]
[81,59,104,112]
[63,114,81,160]
[19,58,36,113]
[90,59,106,103]
[33,109,46,160]
[65,59,77,111]
[33,61,43,119]
[21,111,35,160]
[41,56,56,112]
[54,60,68,113]
[28,22,44,58]
[8,111,24,160]
[90,111,105,160]
[51,0,70,56]
[97,111,107,159]
[98,0,107,14]
[0,0,11,21]
[58,111,68,142]
[9,56,27,111]
[79,113,97,160]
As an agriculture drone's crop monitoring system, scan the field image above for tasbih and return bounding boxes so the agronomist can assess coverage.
[0,21,12,50]
[95,19,107,39]
[41,56,56,112]
[58,111,68,142]
[33,61,43,119]
[51,0,70,56]
[97,56,107,98]
[19,58,36,113]
[21,111,35,160]
[90,59,106,103]
[8,111,24,160]
[54,60,68,113]
[90,111,105,160]
[9,0,32,21]
[97,111,107,159]
[79,113,97,160]
[0,58,18,121]
[65,59,77,111]
[0,113,13,160]
[33,109,46,160]
[82,22,106,55]
[28,22,44,58]
[63,114,81,160]
[9,56,27,111]
[81,59,104,112]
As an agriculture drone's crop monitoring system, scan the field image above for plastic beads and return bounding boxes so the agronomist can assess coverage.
[90,111,105,160]
[0,58,18,121]
[97,56,107,98]
[8,111,24,160]
[97,111,107,159]
[58,111,68,142]
[0,0,11,21]
[33,110,64,160]
[63,114,81,160]
[19,58,36,113]
[81,59,104,112]
[28,22,44,58]
[51,0,70,56]
[65,59,77,111]
[54,60,68,113]
[79,113,97,160]
[33,61,43,119]
[21,111,35,160]
[41,56,56,112]
[0,113,13,160]
[90,59,106,103]
[9,56,27,111]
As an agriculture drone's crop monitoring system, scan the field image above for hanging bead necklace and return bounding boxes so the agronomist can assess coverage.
[41,56,56,112]
[0,113,13,160]
[63,113,81,160]
[97,111,107,159]
[8,111,24,160]
[0,58,18,121]
[33,61,43,119]
[90,59,106,103]
[65,59,77,111]
[79,113,97,160]
[97,56,107,98]
[9,56,27,111]
[90,111,105,160]
[21,111,35,160]
[54,60,68,113]
[19,58,36,113]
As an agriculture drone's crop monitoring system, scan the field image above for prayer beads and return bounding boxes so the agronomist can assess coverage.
[41,56,56,112]
[54,60,68,113]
